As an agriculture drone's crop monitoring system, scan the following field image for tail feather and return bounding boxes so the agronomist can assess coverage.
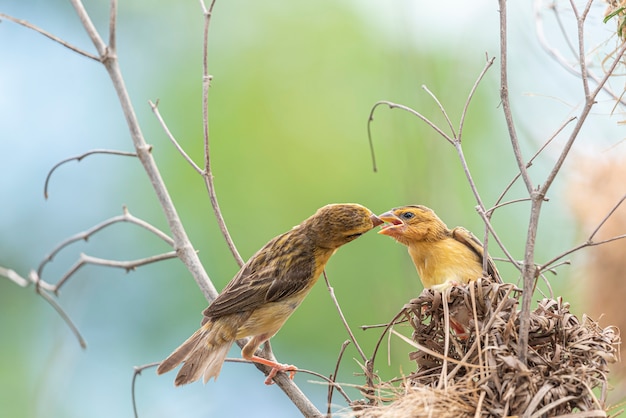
[157,321,235,386]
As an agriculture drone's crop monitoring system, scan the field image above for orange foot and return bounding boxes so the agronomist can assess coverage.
[248,355,298,385]
[264,363,297,385]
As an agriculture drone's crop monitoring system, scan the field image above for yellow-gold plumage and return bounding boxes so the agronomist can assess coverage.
[378,205,501,338]
[378,205,500,289]
[157,203,382,386]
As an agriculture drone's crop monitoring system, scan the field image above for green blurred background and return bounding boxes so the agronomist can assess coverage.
[2,0,624,417]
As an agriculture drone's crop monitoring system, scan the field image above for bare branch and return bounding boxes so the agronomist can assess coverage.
[108,0,117,53]
[458,55,496,141]
[323,271,367,362]
[422,85,457,140]
[499,0,533,194]
[0,266,29,287]
[475,206,522,271]
[54,251,178,293]
[540,194,626,272]
[200,0,244,267]
[0,13,100,61]
[327,340,352,416]
[368,100,455,145]
[541,42,626,195]
[37,206,174,280]
[589,194,626,241]
[66,0,218,302]
[31,269,87,348]
[131,362,160,418]
[492,116,576,208]
[534,0,626,107]
[148,100,202,174]
[44,149,137,199]
[366,104,382,172]
[69,0,107,58]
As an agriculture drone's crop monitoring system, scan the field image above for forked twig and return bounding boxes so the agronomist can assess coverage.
[458,55,496,141]
[541,225,626,273]
[37,206,174,280]
[200,0,244,267]
[32,271,87,349]
[327,340,352,417]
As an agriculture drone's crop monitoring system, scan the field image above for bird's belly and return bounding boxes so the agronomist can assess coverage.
[420,261,483,289]
[235,296,302,340]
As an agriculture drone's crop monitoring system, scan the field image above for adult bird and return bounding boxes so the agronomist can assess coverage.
[377,205,501,337]
[157,203,382,386]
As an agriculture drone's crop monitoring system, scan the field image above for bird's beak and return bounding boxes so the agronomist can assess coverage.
[377,211,403,236]
[370,214,383,228]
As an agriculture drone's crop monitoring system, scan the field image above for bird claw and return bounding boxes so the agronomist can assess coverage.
[264,363,297,385]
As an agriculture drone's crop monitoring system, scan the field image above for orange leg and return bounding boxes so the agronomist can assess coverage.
[449,318,469,340]
[248,355,298,385]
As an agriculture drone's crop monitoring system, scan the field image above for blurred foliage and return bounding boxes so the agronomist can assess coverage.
[0,0,594,417]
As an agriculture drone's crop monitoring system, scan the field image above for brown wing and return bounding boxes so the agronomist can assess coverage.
[202,231,316,320]
[451,227,502,283]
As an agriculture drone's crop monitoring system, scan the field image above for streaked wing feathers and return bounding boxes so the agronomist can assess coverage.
[202,231,316,320]
[451,227,502,283]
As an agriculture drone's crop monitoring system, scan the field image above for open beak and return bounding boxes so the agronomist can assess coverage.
[377,211,404,236]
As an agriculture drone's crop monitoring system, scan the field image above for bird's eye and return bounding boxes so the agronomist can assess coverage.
[401,212,415,219]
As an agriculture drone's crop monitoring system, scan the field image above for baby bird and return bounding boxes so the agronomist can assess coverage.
[378,205,501,338]
[157,203,382,386]
[378,205,500,289]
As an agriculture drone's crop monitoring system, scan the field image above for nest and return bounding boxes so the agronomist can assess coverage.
[353,279,620,417]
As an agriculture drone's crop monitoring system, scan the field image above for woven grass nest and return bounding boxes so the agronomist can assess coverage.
[352,279,621,417]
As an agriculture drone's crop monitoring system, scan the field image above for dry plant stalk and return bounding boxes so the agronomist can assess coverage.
[354,279,619,417]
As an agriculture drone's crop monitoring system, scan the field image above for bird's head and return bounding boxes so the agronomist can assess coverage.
[303,203,383,249]
[377,205,448,245]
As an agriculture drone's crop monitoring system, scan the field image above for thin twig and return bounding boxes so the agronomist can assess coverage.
[589,194,626,241]
[200,0,243,267]
[131,362,159,418]
[108,0,117,53]
[54,251,178,293]
[366,310,406,393]
[323,271,367,362]
[44,149,137,199]
[31,269,87,348]
[458,55,496,142]
[492,116,575,208]
[534,0,626,107]
[541,234,626,273]
[498,0,533,194]
[475,206,521,270]
[327,340,352,417]
[0,13,100,61]
[0,266,29,287]
[368,101,454,145]
[37,206,174,280]
[70,0,219,303]
[149,100,203,174]
[422,85,457,140]
[541,28,626,195]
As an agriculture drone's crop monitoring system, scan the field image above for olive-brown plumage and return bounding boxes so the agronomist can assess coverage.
[157,203,382,385]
